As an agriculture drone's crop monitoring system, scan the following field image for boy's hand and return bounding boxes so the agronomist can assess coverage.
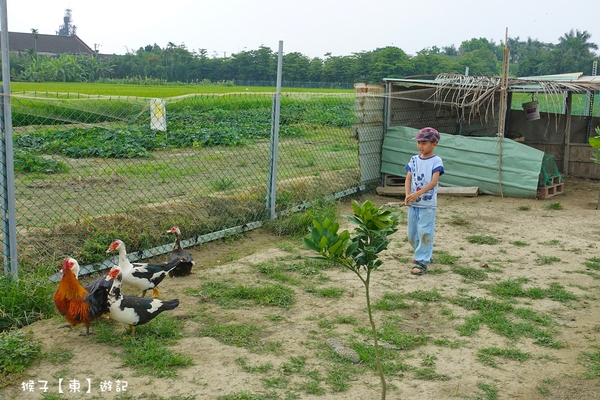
[405,192,419,205]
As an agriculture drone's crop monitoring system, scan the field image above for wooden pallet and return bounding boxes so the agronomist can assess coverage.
[376,185,479,197]
[537,182,564,199]
[546,176,562,185]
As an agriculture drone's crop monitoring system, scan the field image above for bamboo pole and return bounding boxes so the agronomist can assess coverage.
[562,92,573,175]
[497,28,510,197]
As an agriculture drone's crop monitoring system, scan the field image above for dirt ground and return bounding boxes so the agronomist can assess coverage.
[3,177,600,399]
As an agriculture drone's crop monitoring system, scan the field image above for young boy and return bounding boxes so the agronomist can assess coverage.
[404,127,444,275]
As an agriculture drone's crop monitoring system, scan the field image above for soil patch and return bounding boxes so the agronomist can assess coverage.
[3,177,600,399]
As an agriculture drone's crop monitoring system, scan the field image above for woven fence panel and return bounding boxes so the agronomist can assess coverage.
[6,91,360,272]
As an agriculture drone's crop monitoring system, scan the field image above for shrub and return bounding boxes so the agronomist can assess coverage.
[0,330,42,376]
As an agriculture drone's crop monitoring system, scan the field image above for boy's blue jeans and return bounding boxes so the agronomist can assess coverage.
[407,206,436,266]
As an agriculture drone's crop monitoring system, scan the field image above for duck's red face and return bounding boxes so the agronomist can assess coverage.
[107,240,120,253]
[108,267,120,279]
[167,226,178,234]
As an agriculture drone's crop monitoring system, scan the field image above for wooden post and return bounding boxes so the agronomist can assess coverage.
[562,92,572,175]
[497,28,510,197]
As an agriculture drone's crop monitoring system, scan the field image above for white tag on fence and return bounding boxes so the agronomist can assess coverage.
[150,98,167,131]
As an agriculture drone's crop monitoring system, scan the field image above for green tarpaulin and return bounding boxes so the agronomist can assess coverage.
[381,126,545,198]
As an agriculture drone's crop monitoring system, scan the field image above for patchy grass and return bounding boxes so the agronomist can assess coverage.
[185,280,296,309]
[447,295,562,348]
[433,337,467,349]
[198,320,283,354]
[372,293,410,311]
[536,255,561,265]
[545,202,563,210]
[236,357,274,373]
[449,215,469,226]
[510,240,530,247]
[316,287,345,298]
[484,279,576,304]
[580,344,600,378]
[432,250,460,265]
[372,318,428,351]
[92,316,192,378]
[584,257,600,271]
[413,367,450,381]
[466,235,500,245]
[477,347,531,368]
[351,341,412,375]
[475,381,499,400]
[405,289,444,303]
[452,265,489,281]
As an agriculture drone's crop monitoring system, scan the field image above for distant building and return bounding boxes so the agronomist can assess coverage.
[56,9,77,37]
[1,9,95,57]
[1,31,95,56]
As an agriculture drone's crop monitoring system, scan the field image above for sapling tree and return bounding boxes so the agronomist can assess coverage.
[304,199,399,400]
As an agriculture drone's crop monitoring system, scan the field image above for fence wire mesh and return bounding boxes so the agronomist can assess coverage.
[5,91,362,274]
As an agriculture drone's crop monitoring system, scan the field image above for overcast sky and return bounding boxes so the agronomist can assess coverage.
[5,0,600,58]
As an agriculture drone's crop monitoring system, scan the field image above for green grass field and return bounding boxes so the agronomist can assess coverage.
[10,82,354,97]
[11,82,596,116]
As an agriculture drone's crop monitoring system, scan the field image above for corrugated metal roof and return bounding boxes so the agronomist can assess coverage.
[517,72,584,81]
[510,72,600,92]
[383,77,440,86]
[0,32,94,55]
[384,73,600,93]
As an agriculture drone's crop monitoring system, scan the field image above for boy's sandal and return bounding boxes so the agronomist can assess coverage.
[411,263,427,275]
[412,258,434,264]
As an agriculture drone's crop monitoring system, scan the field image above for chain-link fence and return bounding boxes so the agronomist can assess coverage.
[3,90,367,277]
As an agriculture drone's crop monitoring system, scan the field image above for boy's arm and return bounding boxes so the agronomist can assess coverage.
[404,171,414,205]
[419,170,441,194]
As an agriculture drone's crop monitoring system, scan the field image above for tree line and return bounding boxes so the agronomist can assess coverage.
[9,29,599,85]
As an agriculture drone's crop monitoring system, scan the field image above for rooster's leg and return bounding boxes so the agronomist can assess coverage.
[79,324,95,336]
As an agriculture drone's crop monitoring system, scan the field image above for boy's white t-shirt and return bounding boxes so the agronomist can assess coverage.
[405,154,445,208]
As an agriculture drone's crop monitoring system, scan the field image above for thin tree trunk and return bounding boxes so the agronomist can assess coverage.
[364,273,386,400]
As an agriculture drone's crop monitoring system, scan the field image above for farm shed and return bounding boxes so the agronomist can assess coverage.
[0,31,95,56]
[354,73,600,198]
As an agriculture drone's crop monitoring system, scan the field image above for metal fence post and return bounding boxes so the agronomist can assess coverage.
[267,41,283,219]
[1,0,18,278]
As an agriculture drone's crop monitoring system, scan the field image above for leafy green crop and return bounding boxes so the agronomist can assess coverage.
[15,127,156,158]
[12,95,355,159]
[13,148,69,173]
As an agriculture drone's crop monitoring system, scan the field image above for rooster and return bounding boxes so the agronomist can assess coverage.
[106,267,180,336]
[106,239,180,297]
[70,259,115,317]
[53,258,113,336]
[166,226,195,277]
